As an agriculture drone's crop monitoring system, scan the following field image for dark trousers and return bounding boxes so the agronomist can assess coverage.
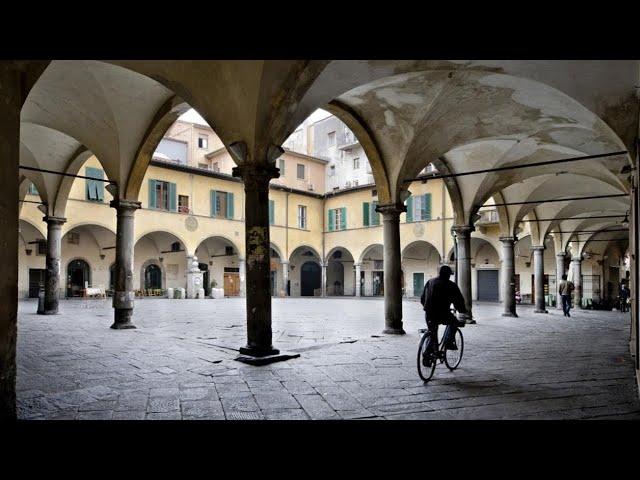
[561,295,571,316]
[425,312,456,353]
[620,297,628,312]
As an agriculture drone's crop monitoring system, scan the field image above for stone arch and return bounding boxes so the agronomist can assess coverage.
[65,257,92,297]
[140,259,165,291]
[53,149,98,217]
[325,100,393,204]
[325,246,356,296]
[401,240,443,297]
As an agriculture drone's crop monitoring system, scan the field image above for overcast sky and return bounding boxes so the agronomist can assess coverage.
[179,108,331,128]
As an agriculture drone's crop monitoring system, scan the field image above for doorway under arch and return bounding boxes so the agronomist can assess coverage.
[144,264,162,290]
[67,259,91,297]
[300,261,321,296]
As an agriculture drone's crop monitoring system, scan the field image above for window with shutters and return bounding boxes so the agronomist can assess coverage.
[149,179,177,212]
[85,167,104,202]
[406,193,432,222]
[27,182,39,196]
[155,181,170,210]
[362,202,380,227]
[210,190,234,219]
[198,135,208,149]
[298,205,307,229]
[329,207,347,231]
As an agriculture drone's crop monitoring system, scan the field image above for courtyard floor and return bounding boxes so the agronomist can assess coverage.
[16,297,640,420]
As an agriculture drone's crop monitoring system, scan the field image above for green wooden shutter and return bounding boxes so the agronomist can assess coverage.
[406,196,413,222]
[371,201,380,226]
[269,200,274,225]
[210,190,217,217]
[423,193,431,220]
[86,167,104,202]
[169,182,177,212]
[148,179,157,208]
[340,207,347,230]
[226,192,234,219]
[362,202,370,227]
[328,209,335,231]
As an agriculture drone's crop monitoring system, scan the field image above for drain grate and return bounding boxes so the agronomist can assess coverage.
[227,411,263,420]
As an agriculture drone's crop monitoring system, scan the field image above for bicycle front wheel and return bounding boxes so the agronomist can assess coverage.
[417,333,437,382]
[444,328,464,370]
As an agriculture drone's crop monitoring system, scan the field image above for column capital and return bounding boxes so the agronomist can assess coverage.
[499,236,516,244]
[42,216,67,226]
[452,224,475,236]
[571,256,583,263]
[531,245,545,252]
[375,202,407,216]
[280,260,289,265]
[110,199,141,212]
[232,163,280,190]
[556,252,567,259]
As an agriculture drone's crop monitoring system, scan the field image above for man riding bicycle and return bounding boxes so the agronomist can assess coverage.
[420,265,468,366]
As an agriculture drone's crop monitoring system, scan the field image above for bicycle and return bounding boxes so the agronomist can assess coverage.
[417,309,465,382]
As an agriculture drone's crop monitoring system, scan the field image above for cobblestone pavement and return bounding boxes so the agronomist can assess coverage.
[16,297,640,420]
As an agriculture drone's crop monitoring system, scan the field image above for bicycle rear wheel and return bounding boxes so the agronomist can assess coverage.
[444,328,464,370]
[417,332,437,382]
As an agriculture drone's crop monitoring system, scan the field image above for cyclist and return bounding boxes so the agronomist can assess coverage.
[420,265,468,366]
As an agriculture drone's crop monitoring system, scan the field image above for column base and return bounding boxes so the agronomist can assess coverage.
[38,310,59,315]
[534,309,549,314]
[501,312,518,318]
[239,345,280,357]
[382,326,406,335]
[110,322,137,329]
[111,309,136,329]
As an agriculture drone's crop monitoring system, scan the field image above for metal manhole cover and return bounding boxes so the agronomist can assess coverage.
[227,412,263,420]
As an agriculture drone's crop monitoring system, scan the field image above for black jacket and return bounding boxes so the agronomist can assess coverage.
[420,276,467,320]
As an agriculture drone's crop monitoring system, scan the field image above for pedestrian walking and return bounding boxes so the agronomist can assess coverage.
[558,274,575,317]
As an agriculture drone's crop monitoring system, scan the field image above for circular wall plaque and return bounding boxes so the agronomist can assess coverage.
[185,216,199,232]
[413,223,425,237]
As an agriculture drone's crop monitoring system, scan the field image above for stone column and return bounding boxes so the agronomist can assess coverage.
[500,236,517,317]
[0,64,21,420]
[556,253,566,310]
[452,225,475,323]
[281,260,289,296]
[40,216,66,315]
[376,203,406,334]
[572,256,583,309]
[354,263,361,297]
[321,262,327,297]
[233,163,280,357]
[532,246,548,313]
[238,258,246,297]
[110,199,141,329]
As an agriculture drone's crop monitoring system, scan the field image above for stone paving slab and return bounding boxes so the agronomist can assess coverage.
[15,298,640,420]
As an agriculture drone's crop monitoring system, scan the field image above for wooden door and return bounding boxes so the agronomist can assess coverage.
[224,273,240,296]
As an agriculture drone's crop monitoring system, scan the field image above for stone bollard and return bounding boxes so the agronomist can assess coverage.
[167,287,174,299]
[178,288,186,299]
[197,288,205,299]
